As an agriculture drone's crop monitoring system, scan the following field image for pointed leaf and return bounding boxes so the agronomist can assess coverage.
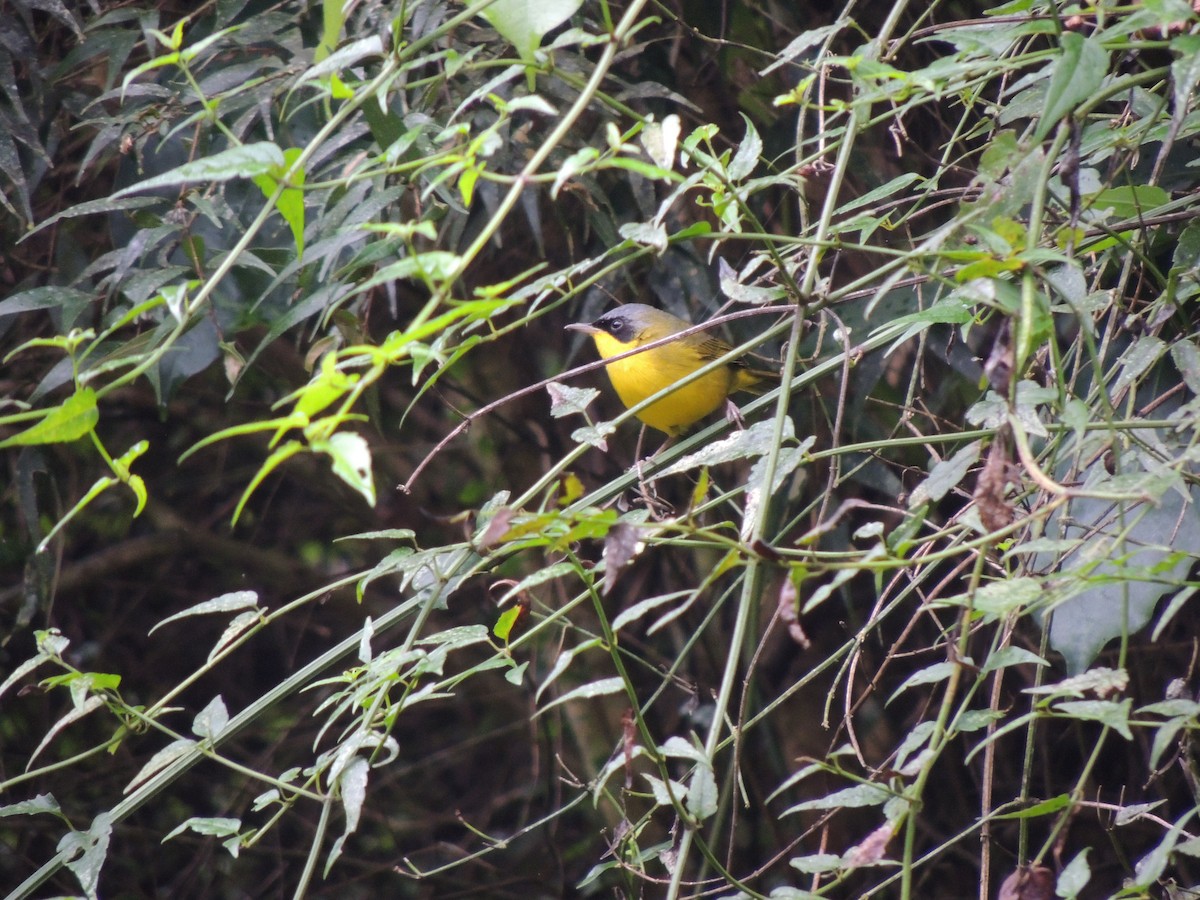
[113,142,286,197]
[1036,33,1108,141]
[0,388,97,448]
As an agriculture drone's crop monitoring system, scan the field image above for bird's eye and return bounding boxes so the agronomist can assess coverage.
[598,316,626,337]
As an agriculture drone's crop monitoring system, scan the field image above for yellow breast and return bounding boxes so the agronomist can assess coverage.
[593,331,736,436]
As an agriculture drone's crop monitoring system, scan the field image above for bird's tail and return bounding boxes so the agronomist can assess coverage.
[733,365,781,395]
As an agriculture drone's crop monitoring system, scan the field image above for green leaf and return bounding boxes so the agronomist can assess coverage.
[0,793,62,818]
[619,221,668,252]
[35,474,117,552]
[957,709,1006,733]
[482,0,583,61]
[325,756,368,875]
[686,763,718,820]
[1053,699,1133,740]
[1132,810,1194,887]
[336,529,416,543]
[642,772,688,809]
[357,252,463,293]
[994,794,1072,819]
[252,147,306,256]
[0,286,93,321]
[503,660,528,685]
[1113,335,1166,396]
[1115,800,1168,827]
[110,440,149,517]
[232,440,304,525]
[0,388,98,448]
[1153,585,1198,641]
[888,661,960,704]
[761,24,843,75]
[209,612,263,663]
[178,413,308,464]
[126,739,197,794]
[1036,33,1108,141]
[1087,184,1170,221]
[1025,667,1128,699]
[290,359,358,420]
[571,420,616,450]
[163,816,242,843]
[978,131,1022,179]
[535,639,601,703]
[458,164,480,207]
[536,676,624,714]
[125,474,147,518]
[789,853,845,874]
[1170,34,1200,112]
[659,735,707,764]
[719,259,788,305]
[546,381,599,418]
[727,114,762,181]
[1173,222,1200,276]
[113,142,287,197]
[980,646,1048,674]
[60,811,113,900]
[662,419,799,475]
[317,0,346,60]
[1170,339,1200,395]
[837,172,922,217]
[149,591,262,635]
[742,445,809,542]
[1150,721,1184,771]
[493,605,522,641]
[21,196,162,242]
[192,696,230,741]
[942,576,1043,621]
[908,440,980,507]
[611,591,691,633]
[552,146,600,198]
[783,783,891,814]
[640,115,680,170]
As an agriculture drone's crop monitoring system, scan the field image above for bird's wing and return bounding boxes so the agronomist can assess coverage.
[692,334,739,365]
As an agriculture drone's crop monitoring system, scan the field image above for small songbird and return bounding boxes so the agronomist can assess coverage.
[565,304,779,436]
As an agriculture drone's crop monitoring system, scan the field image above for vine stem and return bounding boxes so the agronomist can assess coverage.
[441,0,654,301]
[900,548,985,898]
[665,2,912,895]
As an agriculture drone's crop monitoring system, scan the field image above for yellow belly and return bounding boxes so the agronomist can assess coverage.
[600,340,736,436]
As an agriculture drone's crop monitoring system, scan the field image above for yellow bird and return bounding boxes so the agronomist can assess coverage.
[565,304,778,436]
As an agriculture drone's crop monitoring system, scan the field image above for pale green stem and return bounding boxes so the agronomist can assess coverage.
[666,2,911,894]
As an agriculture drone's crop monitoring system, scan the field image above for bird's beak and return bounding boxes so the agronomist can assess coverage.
[564,322,600,335]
